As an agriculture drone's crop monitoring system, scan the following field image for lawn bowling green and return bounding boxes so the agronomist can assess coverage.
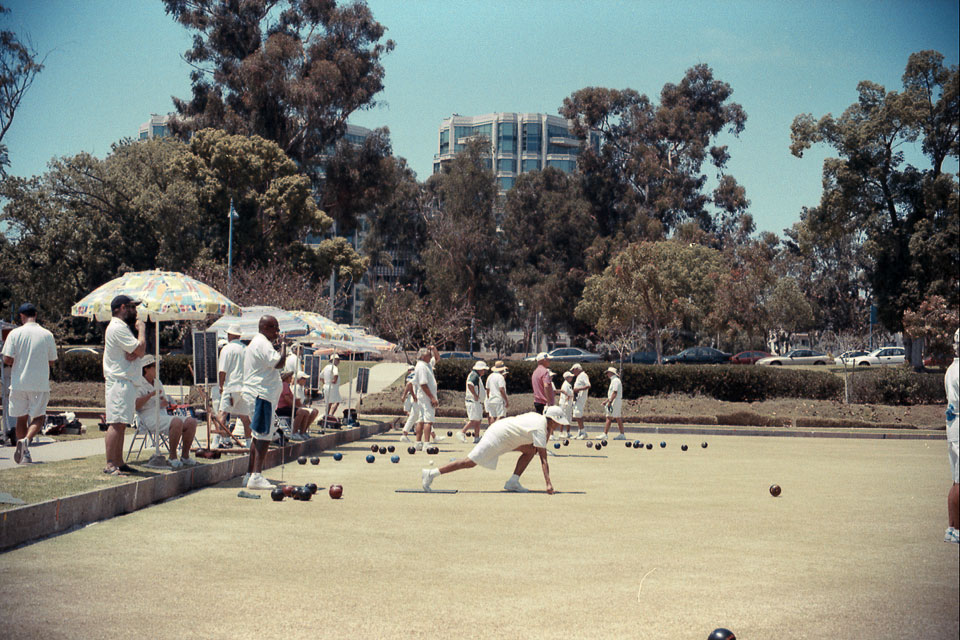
[1,430,957,639]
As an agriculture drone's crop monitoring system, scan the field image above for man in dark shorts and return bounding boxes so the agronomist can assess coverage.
[240,316,286,490]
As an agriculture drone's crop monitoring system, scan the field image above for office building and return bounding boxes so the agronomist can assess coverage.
[138,114,172,140]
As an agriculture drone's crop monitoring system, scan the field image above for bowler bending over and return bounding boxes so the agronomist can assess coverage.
[421,406,570,494]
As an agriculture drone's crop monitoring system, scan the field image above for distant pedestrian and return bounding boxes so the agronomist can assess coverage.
[2,303,58,465]
[531,352,555,414]
[944,329,959,545]
[321,354,341,421]
[399,365,418,442]
[459,361,489,443]
[599,366,625,440]
[485,361,509,424]
[571,363,590,439]
[241,315,286,490]
[414,345,440,450]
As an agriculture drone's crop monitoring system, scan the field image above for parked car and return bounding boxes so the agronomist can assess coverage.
[662,346,731,365]
[63,346,103,357]
[439,351,473,359]
[756,349,830,366]
[834,350,869,366]
[523,347,603,362]
[923,353,954,368]
[852,346,906,367]
[729,350,772,365]
[626,350,659,364]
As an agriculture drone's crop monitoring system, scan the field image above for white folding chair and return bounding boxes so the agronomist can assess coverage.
[126,416,170,461]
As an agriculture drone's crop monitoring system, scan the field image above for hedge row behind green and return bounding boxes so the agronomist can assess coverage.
[52,352,195,385]
[847,368,945,405]
[433,360,843,403]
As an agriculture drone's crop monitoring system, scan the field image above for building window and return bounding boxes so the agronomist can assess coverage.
[521,158,541,173]
[482,157,492,171]
[152,125,168,138]
[433,162,441,174]
[139,131,149,140]
[498,122,517,153]
[546,159,577,173]
[522,123,541,153]
[498,176,515,191]
[439,129,449,155]
[497,158,516,172]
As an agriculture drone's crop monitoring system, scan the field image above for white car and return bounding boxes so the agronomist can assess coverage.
[851,347,905,367]
[834,350,868,366]
[756,349,830,366]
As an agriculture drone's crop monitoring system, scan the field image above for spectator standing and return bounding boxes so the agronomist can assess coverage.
[241,316,286,490]
[414,345,440,451]
[216,325,250,448]
[399,365,418,442]
[945,329,959,544]
[458,361,488,443]
[571,363,590,439]
[321,354,342,420]
[485,361,509,427]
[101,296,147,475]
[2,303,57,465]
[531,352,555,414]
[558,370,575,440]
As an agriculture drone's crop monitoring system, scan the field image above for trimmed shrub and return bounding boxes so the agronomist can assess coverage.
[848,368,945,405]
[51,351,195,385]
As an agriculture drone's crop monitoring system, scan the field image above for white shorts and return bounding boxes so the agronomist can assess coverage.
[8,390,50,420]
[219,391,251,417]
[486,397,506,419]
[466,401,484,421]
[105,379,136,425]
[563,402,574,425]
[467,432,518,470]
[949,441,959,484]
[324,384,342,403]
[573,394,587,419]
[417,398,435,424]
[138,411,172,436]
[605,401,622,419]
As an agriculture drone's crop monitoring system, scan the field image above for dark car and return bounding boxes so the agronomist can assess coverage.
[729,350,772,365]
[662,346,731,365]
[626,350,659,364]
[440,351,473,359]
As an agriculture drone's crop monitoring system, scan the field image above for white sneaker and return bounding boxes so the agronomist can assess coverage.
[433,433,446,441]
[415,442,423,451]
[575,432,587,440]
[400,433,412,442]
[21,448,33,464]
[597,433,607,440]
[241,473,251,488]
[180,457,198,467]
[503,477,530,493]
[613,433,626,440]
[945,527,960,544]
[421,468,435,491]
[170,459,184,469]
[246,473,275,490]
[456,432,468,443]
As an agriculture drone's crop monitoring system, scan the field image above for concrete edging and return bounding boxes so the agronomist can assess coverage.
[0,421,391,553]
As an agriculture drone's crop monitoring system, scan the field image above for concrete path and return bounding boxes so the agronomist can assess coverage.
[0,436,106,471]
[337,362,408,408]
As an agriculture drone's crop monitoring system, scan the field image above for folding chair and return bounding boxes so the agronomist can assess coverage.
[126,416,170,461]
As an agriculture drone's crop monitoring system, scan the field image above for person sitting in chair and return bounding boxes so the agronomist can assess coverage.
[135,355,199,469]
[278,371,319,441]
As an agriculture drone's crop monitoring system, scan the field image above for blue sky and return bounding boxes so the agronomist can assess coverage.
[3,0,958,235]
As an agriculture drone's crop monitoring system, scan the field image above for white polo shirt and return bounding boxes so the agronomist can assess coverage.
[414,358,437,402]
[243,333,282,405]
[1,322,57,392]
[103,317,140,382]
[218,340,246,394]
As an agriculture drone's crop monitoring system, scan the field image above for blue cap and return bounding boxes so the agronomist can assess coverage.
[17,303,37,316]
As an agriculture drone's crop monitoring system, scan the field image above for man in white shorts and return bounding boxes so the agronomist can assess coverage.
[571,363,590,439]
[414,346,440,451]
[458,360,488,443]
[2,303,57,465]
[599,366,625,440]
[421,406,569,493]
[944,329,959,544]
[241,315,286,490]
[216,325,251,447]
[558,370,575,440]
[321,354,341,421]
[485,361,509,425]
[102,295,147,475]
[135,356,199,469]
[399,365,418,441]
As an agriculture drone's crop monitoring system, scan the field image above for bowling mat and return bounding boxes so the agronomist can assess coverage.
[395,489,458,494]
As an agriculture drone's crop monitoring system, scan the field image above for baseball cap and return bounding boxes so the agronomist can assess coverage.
[110,294,140,312]
[17,302,37,315]
[544,405,570,426]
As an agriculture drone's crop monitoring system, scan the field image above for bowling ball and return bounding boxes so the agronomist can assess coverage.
[370,445,378,453]
[391,455,400,463]
[563,439,569,446]
[387,445,396,453]
[333,452,343,461]
[681,444,688,451]
[407,446,416,455]
[298,487,312,501]
[554,442,561,449]
[600,439,608,447]
[379,447,387,455]
[632,441,640,449]
[270,488,284,502]
[769,484,782,497]
[310,456,320,465]
[626,441,633,448]
[305,483,318,494]
[708,629,736,640]
[297,456,307,465]
[702,441,708,448]
[329,484,343,499]
[447,431,453,437]
[586,441,594,449]
[365,454,375,463]
[646,443,653,450]
[282,485,296,497]
[660,441,666,448]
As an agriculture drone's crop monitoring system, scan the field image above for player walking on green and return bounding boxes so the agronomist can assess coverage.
[571,363,590,439]
[458,361,488,443]
[599,367,625,440]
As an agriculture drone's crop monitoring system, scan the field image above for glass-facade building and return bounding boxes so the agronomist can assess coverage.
[138,114,171,140]
[434,112,599,193]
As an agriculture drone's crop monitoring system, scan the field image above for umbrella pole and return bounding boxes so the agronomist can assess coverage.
[145,320,167,468]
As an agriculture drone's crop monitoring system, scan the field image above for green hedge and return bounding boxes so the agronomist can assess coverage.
[433,360,843,403]
[848,368,945,405]
[52,352,195,385]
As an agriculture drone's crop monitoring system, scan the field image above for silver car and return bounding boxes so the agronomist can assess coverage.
[851,347,905,367]
[756,349,830,366]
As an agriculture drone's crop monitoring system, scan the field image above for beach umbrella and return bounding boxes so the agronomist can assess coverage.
[72,270,239,466]
[208,306,310,340]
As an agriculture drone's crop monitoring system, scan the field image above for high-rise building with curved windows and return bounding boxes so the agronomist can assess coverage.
[434,112,599,193]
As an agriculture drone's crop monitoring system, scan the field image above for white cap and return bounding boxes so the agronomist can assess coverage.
[537,352,550,361]
[331,354,340,361]
[570,363,583,371]
[227,324,242,337]
[140,355,156,368]
[544,405,570,426]
[473,360,489,371]
[562,371,574,379]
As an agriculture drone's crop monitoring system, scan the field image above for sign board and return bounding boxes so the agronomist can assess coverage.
[355,367,370,394]
[191,330,219,385]
[302,354,323,392]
